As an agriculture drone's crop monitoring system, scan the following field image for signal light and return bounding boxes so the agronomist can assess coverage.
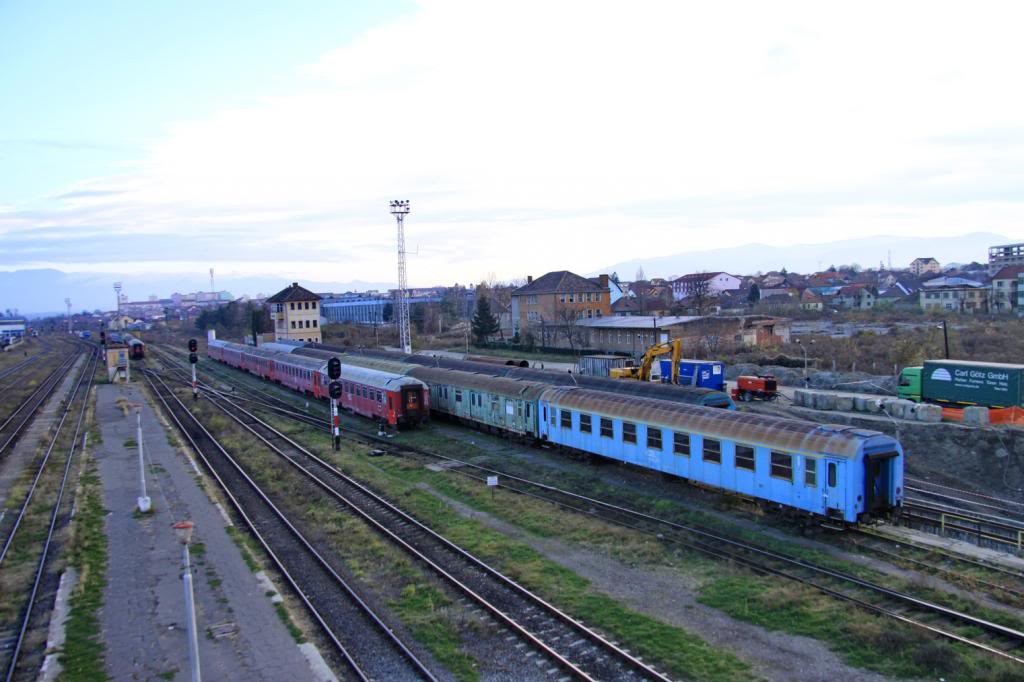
[329,380,343,399]
[188,338,198,352]
[189,352,198,364]
[327,357,341,380]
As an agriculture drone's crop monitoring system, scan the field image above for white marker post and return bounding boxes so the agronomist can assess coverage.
[487,475,498,500]
[136,409,151,513]
[173,521,202,682]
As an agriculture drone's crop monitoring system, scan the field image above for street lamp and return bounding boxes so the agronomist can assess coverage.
[795,338,815,382]
[173,521,202,682]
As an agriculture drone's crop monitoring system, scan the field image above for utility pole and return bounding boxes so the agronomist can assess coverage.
[940,320,950,359]
[209,268,215,297]
[65,298,72,335]
[390,200,412,354]
[113,282,122,330]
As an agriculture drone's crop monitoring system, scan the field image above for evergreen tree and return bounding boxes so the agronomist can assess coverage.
[747,283,760,304]
[471,296,500,344]
[610,271,620,284]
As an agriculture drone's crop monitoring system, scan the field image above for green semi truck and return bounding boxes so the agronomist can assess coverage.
[897,360,1024,409]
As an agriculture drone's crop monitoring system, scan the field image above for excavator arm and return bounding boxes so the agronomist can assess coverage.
[610,339,682,382]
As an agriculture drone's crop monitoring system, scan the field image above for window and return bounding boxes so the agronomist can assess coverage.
[313,320,318,328]
[770,451,793,481]
[525,403,531,419]
[455,389,462,403]
[579,414,592,433]
[569,293,575,303]
[622,422,636,443]
[560,410,572,428]
[673,432,690,456]
[560,293,566,303]
[274,303,283,313]
[312,301,317,309]
[805,458,817,487]
[291,320,296,329]
[703,438,721,463]
[827,462,837,487]
[647,427,662,449]
[305,320,311,328]
[600,417,613,438]
[735,445,755,471]
[596,293,602,302]
[550,407,556,425]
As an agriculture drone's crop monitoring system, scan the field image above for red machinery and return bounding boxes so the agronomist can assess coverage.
[731,375,779,402]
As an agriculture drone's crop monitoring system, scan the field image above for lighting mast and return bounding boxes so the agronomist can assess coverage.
[390,200,412,354]
[113,282,122,331]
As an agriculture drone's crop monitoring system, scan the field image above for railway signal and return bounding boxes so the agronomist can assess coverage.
[188,338,198,401]
[328,357,342,450]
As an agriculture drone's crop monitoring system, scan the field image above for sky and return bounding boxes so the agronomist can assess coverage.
[2,0,1023,294]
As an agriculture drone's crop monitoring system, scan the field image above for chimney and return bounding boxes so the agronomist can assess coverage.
[527,275,533,284]
[292,282,298,287]
[599,274,609,289]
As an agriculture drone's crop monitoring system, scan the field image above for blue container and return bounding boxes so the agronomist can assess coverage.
[659,359,725,391]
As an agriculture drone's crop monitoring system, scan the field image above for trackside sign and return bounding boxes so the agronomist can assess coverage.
[923,360,1024,408]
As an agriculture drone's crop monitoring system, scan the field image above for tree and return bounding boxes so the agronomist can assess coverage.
[688,275,714,316]
[747,283,761,304]
[471,296,500,344]
[610,272,620,284]
[635,266,646,282]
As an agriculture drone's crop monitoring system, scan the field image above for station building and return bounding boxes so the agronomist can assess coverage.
[267,282,322,343]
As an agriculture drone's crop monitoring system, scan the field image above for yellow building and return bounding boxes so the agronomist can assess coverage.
[267,282,323,343]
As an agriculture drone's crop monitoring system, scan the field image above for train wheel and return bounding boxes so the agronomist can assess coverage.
[740,391,752,402]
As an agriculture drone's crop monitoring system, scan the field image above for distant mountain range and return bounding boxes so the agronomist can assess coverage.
[591,232,1017,281]
[0,269,397,317]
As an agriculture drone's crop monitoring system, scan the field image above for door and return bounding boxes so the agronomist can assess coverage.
[824,460,843,516]
[864,451,897,514]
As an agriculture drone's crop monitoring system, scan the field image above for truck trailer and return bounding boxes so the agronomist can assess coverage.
[898,360,1024,409]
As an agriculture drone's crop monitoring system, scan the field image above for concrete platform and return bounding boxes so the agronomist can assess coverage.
[93,382,332,681]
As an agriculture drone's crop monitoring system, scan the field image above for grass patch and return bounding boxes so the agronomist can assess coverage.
[122,438,137,448]
[274,603,305,643]
[392,583,479,682]
[59,464,109,680]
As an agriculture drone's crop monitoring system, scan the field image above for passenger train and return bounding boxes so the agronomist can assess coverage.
[206,339,428,428]
[206,340,903,523]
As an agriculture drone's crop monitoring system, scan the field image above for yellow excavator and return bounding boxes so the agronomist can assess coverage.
[609,339,682,383]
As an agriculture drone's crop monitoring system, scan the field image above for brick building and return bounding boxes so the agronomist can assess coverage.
[510,271,612,337]
[267,282,322,343]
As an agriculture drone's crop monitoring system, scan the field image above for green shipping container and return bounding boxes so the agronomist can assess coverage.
[921,360,1024,408]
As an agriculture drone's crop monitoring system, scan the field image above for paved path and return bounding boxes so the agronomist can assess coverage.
[94,382,329,681]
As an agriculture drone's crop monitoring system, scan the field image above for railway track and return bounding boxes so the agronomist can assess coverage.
[2,347,97,680]
[143,370,440,682]
[160,367,673,681]
[0,344,85,458]
[902,497,1024,554]
[0,353,40,387]
[152,351,1024,668]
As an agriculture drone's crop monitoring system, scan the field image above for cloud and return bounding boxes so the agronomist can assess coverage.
[6,0,1024,284]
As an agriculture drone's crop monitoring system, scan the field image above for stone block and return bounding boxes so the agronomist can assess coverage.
[963,406,990,426]
[835,396,855,412]
[813,393,836,410]
[915,403,943,423]
[793,390,809,407]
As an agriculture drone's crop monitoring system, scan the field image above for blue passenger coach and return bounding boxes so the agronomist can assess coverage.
[538,387,903,523]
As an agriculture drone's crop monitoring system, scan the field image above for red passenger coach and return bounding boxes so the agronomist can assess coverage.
[337,364,429,428]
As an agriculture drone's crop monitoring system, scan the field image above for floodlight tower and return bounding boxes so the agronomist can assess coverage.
[65,298,72,334]
[209,268,215,295]
[390,200,412,354]
[113,282,122,331]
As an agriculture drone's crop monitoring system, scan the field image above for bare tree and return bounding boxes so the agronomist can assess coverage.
[635,265,646,282]
[689,275,714,316]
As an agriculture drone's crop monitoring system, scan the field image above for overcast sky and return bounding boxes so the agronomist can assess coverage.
[2,0,1023,288]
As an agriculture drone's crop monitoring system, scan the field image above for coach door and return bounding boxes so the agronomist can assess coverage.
[402,386,421,418]
[864,451,897,514]
[823,460,844,517]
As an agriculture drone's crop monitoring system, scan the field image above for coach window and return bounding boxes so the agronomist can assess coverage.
[579,414,592,433]
[378,392,384,405]
[455,389,462,403]
[703,438,721,463]
[647,427,662,450]
[600,417,613,438]
[805,459,817,486]
[525,403,531,419]
[550,407,556,425]
[673,432,690,456]
[771,451,793,481]
[560,409,572,429]
[622,422,637,444]
[827,462,837,487]
[735,445,755,471]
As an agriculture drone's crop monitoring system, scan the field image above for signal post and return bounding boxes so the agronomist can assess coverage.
[188,338,199,400]
[327,357,342,451]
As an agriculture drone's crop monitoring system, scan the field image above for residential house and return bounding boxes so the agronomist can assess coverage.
[919,277,989,314]
[670,272,742,301]
[740,317,791,346]
[990,265,1024,313]
[834,285,876,310]
[909,258,941,276]
[510,271,612,337]
[267,282,323,343]
[800,289,824,311]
